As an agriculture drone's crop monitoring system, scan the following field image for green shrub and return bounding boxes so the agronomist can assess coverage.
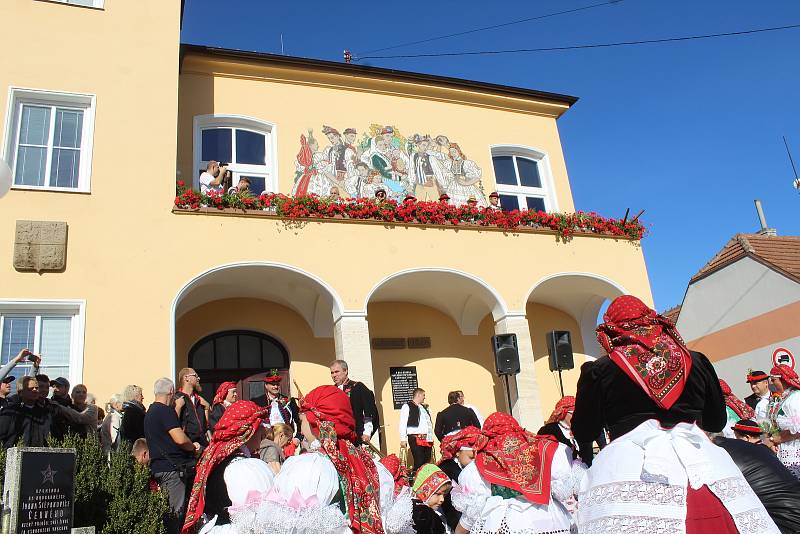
[45,434,168,533]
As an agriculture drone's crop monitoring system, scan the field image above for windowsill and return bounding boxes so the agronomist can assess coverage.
[171,205,641,241]
[34,0,104,10]
[10,185,91,195]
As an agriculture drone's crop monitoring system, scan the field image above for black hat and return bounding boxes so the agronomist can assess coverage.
[732,419,763,436]
[2,375,15,384]
[50,377,70,388]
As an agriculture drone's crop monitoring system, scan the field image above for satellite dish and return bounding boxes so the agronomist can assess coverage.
[0,158,11,199]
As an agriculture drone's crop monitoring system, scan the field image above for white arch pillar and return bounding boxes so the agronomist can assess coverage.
[494,313,544,430]
[333,314,375,394]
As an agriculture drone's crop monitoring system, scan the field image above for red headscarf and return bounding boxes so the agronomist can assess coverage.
[379,454,409,494]
[182,400,268,534]
[771,364,800,390]
[546,396,575,424]
[440,426,481,461]
[718,379,755,419]
[596,295,692,410]
[473,412,558,505]
[212,381,237,407]
[300,386,383,534]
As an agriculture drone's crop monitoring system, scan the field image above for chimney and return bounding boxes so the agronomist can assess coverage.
[754,200,777,236]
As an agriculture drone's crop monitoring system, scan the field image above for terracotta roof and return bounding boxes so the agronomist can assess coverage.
[690,233,800,284]
[661,305,681,324]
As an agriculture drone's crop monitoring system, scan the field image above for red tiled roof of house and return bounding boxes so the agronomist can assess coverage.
[661,305,681,324]
[690,233,800,284]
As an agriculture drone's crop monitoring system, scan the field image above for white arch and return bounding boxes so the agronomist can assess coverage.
[363,267,509,335]
[525,271,628,359]
[170,261,344,378]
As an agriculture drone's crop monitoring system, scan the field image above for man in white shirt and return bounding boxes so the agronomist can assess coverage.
[199,160,224,194]
[399,387,434,471]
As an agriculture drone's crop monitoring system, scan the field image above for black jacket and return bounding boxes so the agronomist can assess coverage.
[252,394,301,439]
[437,458,462,530]
[572,351,726,465]
[342,380,380,442]
[208,404,226,434]
[412,499,447,534]
[0,398,53,447]
[175,391,209,446]
[49,394,73,440]
[744,393,766,411]
[118,400,146,445]
[434,404,480,441]
[713,437,800,534]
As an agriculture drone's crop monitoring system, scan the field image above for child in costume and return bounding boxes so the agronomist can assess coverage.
[412,464,452,534]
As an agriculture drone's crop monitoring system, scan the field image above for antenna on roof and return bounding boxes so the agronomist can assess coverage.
[280,34,285,55]
[753,200,777,236]
[784,136,800,192]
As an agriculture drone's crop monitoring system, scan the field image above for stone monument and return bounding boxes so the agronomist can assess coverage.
[2,447,76,534]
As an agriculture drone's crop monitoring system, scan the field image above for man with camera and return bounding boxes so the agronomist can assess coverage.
[198,160,227,195]
[145,377,201,534]
[0,348,41,406]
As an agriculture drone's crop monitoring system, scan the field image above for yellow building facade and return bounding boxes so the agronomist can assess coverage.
[1,0,652,453]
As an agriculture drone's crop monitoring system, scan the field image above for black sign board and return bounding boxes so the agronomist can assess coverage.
[390,366,418,409]
[15,449,75,534]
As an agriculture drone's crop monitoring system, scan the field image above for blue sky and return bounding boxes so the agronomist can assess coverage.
[182,0,800,311]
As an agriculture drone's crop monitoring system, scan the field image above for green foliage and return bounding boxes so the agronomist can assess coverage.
[0,445,5,488]
[46,434,168,533]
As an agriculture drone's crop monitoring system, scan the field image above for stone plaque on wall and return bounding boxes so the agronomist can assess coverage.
[371,338,406,350]
[14,221,68,272]
[407,337,431,349]
[389,366,418,409]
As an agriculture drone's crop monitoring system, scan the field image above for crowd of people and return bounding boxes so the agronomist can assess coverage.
[1,296,800,533]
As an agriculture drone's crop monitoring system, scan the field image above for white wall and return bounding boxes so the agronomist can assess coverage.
[714,335,800,399]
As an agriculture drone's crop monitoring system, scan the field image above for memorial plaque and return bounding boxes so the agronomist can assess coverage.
[371,338,406,350]
[389,366,418,409]
[3,447,76,534]
[407,337,431,349]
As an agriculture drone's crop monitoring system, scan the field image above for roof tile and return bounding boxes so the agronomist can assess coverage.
[690,233,800,284]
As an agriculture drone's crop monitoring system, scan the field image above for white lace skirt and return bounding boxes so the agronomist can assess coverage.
[576,420,779,534]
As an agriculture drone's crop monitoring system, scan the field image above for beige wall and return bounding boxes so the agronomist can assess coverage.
[367,302,504,453]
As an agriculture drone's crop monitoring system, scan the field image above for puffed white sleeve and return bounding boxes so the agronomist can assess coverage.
[776,392,800,434]
[398,404,410,440]
[375,460,413,534]
[452,461,491,531]
[223,458,275,506]
[548,444,576,504]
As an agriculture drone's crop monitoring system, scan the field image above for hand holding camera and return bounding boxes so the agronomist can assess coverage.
[14,348,41,366]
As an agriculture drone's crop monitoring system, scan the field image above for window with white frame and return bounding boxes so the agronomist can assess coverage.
[5,88,96,192]
[490,146,557,213]
[194,115,276,195]
[0,301,84,392]
[42,0,105,8]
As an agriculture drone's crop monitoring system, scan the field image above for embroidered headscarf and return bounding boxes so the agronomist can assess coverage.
[212,381,237,407]
[379,454,409,495]
[771,364,800,390]
[546,396,575,424]
[412,464,451,502]
[300,385,383,534]
[719,379,755,419]
[596,295,692,410]
[440,426,481,461]
[182,400,268,534]
[472,412,558,505]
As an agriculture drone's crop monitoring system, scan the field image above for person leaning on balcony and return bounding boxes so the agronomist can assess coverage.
[199,160,224,195]
[487,191,501,210]
[227,176,251,196]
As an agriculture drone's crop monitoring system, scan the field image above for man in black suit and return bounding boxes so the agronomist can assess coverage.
[434,391,481,441]
[330,360,380,445]
[744,370,770,413]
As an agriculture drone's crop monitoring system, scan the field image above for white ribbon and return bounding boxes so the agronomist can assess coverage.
[634,423,711,490]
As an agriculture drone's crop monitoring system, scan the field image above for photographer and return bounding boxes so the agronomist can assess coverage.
[198,160,226,195]
[145,377,200,534]
[0,348,41,408]
[0,376,51,447]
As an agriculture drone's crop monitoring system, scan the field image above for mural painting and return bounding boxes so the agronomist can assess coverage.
[291,124,487,205]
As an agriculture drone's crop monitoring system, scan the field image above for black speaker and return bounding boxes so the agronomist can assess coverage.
[547,330,574,371]
[492,334,520,375]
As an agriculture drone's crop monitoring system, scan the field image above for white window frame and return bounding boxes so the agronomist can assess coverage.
[0,299,86,386]
[3,87,96,193]
[193,115,278,194]
[37,0,105,9]
[489,145,559,212]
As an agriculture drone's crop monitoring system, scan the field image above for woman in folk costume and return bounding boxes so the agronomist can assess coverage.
[181,401,275,534]
[720,379,756,439]
[208,382,238,434]
[537,396,585,460]
[230,385,409,534]
[451,412,575,534]
[438,427,481,532]
[572,295,779,533]
[766,364,800,478]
